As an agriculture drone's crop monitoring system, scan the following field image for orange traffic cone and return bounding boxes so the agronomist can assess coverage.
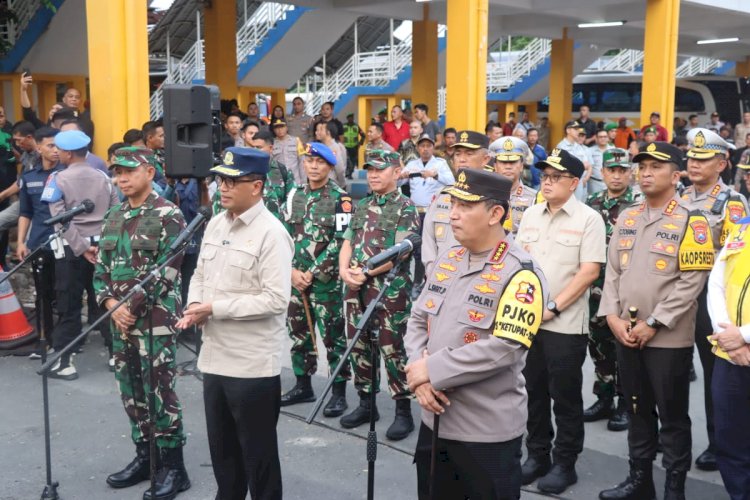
[0,265,36,349]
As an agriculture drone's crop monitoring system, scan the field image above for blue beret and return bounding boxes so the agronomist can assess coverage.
[304,142,337,165]
[210,147,270,177]
[54,130,91,150]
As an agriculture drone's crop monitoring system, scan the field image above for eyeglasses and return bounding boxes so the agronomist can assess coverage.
[540,173,575,184]
[216,176,259,189]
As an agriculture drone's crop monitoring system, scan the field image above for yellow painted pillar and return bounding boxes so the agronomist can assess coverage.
[86,0,149,159]
[548,31,573,146]
[445,0,488,131]
[525,102,538,124]
[270,88,286,113]
[505,102,518,123]
[357,96,373,168]
[39,81,59,120]
[412,6,438,117]
[736,57,750,78]
[204,0,238,101]
[237,86,251,111]
[640,0,680,138]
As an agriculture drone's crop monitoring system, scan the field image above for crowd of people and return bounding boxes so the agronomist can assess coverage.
[2,69,750,500]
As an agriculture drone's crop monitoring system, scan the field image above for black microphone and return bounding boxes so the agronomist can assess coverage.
[365,234,422,270]
[169,206,211,253]
[44,199,95,226]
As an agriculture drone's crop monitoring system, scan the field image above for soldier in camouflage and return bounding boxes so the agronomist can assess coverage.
[211,131,295,221]
[584,147,641,431]
[338,149,421,441]
[93,147,191,499]
[488,135,544,235]
[280,142,354,417]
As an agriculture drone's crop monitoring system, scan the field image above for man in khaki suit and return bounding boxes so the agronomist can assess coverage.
[405,168,546,500]
[598,142,714,500]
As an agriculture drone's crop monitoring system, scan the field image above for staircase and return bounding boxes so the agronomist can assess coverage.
[149,2,298,118]
[0,0,63,73]
[585,49,644,73]
[486,38,552,93]
[676,56,727,77]
[304,24,447,116]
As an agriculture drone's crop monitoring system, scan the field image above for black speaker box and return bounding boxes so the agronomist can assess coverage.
[163,84,221,178]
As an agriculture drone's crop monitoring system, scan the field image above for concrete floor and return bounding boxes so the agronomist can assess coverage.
[0,329,729,500]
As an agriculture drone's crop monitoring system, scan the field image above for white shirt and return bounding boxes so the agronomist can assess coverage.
[402,156,455,208]
[707,245,750,344]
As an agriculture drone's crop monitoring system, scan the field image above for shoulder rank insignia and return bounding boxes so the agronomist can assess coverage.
[493,269,544,348]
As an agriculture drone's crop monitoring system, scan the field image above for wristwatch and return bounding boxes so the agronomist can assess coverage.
[645,316,662,329]
[547,300,561,316]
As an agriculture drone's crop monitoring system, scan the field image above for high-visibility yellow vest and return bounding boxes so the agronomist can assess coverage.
[713,220,750,359]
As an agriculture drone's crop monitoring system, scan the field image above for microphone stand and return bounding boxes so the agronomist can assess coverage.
[38,242,193,498]
[1,227,68,500]
[306,251,410,500]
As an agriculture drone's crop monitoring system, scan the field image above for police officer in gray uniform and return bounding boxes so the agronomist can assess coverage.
[405,168,547,500]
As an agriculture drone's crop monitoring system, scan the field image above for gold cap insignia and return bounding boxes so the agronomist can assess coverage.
[224,151,234,166]
[460,132,469,143]
[551,148,560,157]
[695,131,706,148]
[647,143,656,152]
[503,138,514,151]
[458,171,467,183]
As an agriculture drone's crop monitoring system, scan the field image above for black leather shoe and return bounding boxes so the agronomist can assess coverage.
[695,448,718,471]
[607,398,629,432]
[521,455,551,485]
[340,393,378,429]
[107,443,151,489]
[664,469,686,500]
[143,447,190,500]
[599,459,655,500]
[323,382,348,418]
[584,398,615,422]
[386,399,414,441]
[280,376,315,406]
[537,463,577,494]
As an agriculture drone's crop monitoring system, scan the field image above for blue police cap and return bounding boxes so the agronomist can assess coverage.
[210,147,270,177]
[54,130,91,150]
[304,142,337,165]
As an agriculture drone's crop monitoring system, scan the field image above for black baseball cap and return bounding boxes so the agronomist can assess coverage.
[536,148,585,178]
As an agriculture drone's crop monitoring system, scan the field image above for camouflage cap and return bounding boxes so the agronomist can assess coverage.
[111,146,157,169]
[363,150,401,170]
[602,148,632,168]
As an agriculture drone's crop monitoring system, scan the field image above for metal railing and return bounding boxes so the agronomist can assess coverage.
[0,0,42,47]
[486,38,551,93]
[438,86,446,118]
[305,24,447,115]
[150,2,296,118]
[585,49,644,73]
[676,56,726,77]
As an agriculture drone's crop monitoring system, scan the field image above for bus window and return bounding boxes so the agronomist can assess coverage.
[674,87,705,113]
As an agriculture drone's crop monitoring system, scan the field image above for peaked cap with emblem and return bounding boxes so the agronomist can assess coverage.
[444,168,512,202]
[363,150,401,170]
[632,141,683,165]
[686,127,736,159]
[454,130,489,149]
[536,148,585,178]
[110,146,157,169]
[210,147,270,177]
[489,135,530,162]
[270,118,287,127]
[565,120,584,130]
[602,148,632,169]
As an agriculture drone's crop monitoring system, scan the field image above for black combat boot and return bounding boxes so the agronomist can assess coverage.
[607,397,630,432]
[323,381,348,417]
[583,397,615,422]
[663,469,686,500]
[599,459,655,500]
[280,375,316,406]
[340,392,378,429]
[107,442,151,488]
[386,399,414,441]
[695,446,718,471]
[143,446,191,500]
[521,455,551,485]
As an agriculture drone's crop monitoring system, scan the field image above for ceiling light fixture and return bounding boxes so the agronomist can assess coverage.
[578,21,625,28]
[697,37,739,45]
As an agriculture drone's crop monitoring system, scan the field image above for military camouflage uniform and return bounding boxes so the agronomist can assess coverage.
[211,158,294,221]
[585,186,642,399]
[93,191,187,449]
[343,189,420,398]
[284,180,353,382]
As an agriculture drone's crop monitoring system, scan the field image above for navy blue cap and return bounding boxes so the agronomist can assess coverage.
[304,142,337,165]
[54,130,91,150]
[210,147,270,177]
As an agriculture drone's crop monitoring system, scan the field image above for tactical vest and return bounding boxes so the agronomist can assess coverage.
[100,206,162,253]
[287,185,337,229]
[349,194,402,248]
[343,124,360,149]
